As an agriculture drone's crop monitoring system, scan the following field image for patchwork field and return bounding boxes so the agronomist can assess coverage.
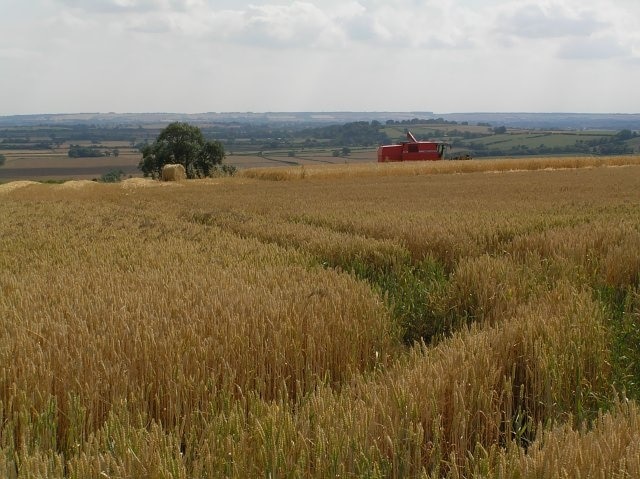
[1,157,640,477]
[0,143,142,181]
[0,143,378,181]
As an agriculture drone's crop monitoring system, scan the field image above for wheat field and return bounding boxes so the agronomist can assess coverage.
[1,157,640,477]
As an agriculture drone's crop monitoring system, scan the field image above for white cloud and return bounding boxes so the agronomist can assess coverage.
[489,1,640,62]
[123,14,175,34]
[48,0,480,49]
[44,10,92,29]
[496,3,603,39]
[0,47,41,59]
[559,35,627,60]
[338,0,479,48]
[2,0,640,114]
[237,2,342,48]
[54,0,182,13]
[37,0,640,59]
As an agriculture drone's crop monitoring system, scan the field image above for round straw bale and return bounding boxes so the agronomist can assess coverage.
[161,164,186,182]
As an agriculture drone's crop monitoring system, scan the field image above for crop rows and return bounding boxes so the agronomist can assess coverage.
[1,159,639,477]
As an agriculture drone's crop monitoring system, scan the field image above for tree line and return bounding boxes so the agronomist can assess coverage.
[68,145,120,158]
[297,121,390,147]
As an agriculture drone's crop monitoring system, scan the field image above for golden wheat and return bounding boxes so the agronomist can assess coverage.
[240,155,640,181]
[1,161,639,477]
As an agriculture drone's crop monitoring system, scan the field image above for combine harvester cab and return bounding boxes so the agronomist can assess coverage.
[377,131,450,162]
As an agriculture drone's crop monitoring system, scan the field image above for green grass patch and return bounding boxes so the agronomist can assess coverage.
[596,285,640,400]
[334,257,455,345]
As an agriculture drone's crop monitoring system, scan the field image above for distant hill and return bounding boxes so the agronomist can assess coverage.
[1,111,639,130]
[440,112,640,130]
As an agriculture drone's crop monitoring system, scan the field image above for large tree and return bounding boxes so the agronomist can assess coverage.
[138,122,225,179]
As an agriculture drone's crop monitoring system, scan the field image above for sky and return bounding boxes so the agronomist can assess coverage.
[1,0,640,115]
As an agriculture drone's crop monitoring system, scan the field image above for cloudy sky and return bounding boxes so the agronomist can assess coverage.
[1,0,639,115]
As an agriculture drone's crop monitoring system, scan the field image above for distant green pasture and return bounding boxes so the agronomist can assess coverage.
[470,132,614,149]
[383,124,492,140]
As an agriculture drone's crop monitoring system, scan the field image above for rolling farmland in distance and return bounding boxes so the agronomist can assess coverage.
[1,114,639,182]
[2,157,640,477]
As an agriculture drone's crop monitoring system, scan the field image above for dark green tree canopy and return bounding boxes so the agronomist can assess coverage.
[138,122,225,179]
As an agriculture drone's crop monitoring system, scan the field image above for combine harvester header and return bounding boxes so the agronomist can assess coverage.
[377,131,470,162]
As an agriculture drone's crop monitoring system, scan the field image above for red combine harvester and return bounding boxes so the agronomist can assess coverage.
[377,131,466,162]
